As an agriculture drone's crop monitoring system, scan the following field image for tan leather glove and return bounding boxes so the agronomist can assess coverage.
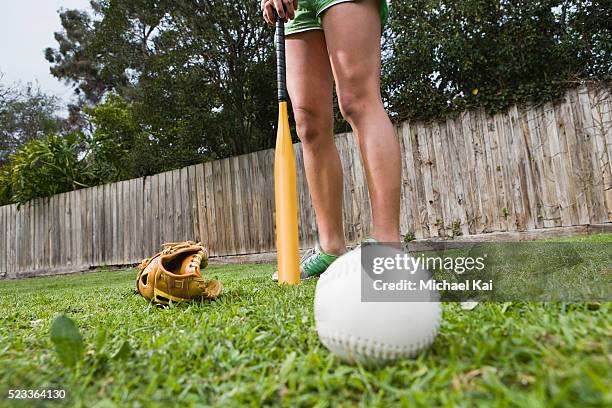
[137,242,221,305]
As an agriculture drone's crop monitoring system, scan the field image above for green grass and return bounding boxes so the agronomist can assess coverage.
[0,235,611,407]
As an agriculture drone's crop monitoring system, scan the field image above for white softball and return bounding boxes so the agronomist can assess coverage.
[314,246,441,365]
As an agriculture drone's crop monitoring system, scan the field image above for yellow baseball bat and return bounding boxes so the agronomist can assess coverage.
[274,13,300,285]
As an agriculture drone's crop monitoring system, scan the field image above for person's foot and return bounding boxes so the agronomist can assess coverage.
[272,243,343,281]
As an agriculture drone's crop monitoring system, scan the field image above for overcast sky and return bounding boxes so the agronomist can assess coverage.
[0,0,91,105]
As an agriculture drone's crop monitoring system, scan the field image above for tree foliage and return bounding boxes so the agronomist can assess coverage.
[44,8,112,105]
[383,0,612,121]
[0,133,96,206]
[0,81,63,165]
[45,0,277,175]
[82,93,148,181]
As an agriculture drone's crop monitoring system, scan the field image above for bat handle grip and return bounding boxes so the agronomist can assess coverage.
[275,11,288,102]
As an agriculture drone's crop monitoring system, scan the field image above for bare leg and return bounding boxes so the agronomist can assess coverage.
[286,30,346,255]
[322,0,401,243]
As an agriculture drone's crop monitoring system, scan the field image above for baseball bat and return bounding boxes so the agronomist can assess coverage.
[274,12,300,285]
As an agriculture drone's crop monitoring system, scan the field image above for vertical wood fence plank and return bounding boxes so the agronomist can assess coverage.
[187,166,200,243]
[416,123,437,237]
[66,192,74,269]
[15,204,22,274]
[553,100,580,225]
[137,178,144,260]
[578,87,607,223]
[471,110,494,232]
[566,88,593,225]
[588,87,612,221]
[571,88,598,224]
[132,179,140,262]
[49,196,57,270]
[212,160,227,255]
[544,103,573,227]
[29,201,35,271]
[151,174,161,251]
[37,199,44,271]
[158,172,168,246]
[460,111,484,234]
[490,114,512,231]
[0,206,6,276]
[181,167,193,242]
[399,123,421,238]
[72,191,80,270]
[46,197,52,270]
[94,186,101,264]
[336,135,352,241]
[537,104,563,227]
[515,106,541,230]
[485,114,507,231]
[230,157,246,254]
[178,168,188,241]
[127,180,134,262]
[7,205,14,276]
[243,154,258,252]
[249,152,263,254]
[83,188,91,268]
[31,200,37,272]
[173,170,181,242]
[129,179,137,262]
[8,204,13,274]
[446,118,471,236]
[57,193,64,269]
[112,182,119,265]
[204,162,218,256]
[4,205,9,275]
[195,164,208,247]
[142,177,152,258]
[525,107,552,227]
[166,171,176,243]
[119,181,127,264]
[171,169,182,242]
[221,159,236,255]
[432,121,455,236]
[499,110,521,231]
[293,144,307,248]
[104,184,116,265]
[96,186,103,265]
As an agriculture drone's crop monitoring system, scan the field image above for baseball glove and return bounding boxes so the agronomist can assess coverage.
[136,241,221,305]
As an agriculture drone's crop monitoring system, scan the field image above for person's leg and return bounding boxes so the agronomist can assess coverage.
[321,0,401,243]
[286,30,346,255]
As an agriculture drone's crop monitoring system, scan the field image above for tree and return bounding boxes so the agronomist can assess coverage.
[82,93,147,181]
[0,81,63,165]
[46,0,278,174]
[383,0,612,121]
[44,7,114,105]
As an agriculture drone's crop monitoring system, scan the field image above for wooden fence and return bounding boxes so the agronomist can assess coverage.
[0,86,611,278]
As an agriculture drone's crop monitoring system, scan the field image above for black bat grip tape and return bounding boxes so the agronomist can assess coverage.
[275,15,288,102]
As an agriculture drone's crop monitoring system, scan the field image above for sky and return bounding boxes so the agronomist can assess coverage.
[0,0,91,106]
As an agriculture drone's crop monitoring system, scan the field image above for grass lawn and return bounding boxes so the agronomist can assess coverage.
[0,235,610,407]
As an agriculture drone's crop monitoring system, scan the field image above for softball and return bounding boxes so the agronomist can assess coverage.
[314,246,441,365]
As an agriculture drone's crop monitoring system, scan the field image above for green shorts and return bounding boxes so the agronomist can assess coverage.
[286,0,389,36]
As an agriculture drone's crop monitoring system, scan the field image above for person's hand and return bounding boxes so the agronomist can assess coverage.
[261,0,298,26]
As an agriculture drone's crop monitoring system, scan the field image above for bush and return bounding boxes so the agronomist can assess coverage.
[0,133,96,205]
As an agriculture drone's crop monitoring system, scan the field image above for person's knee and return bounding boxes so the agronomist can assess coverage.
[293,105,332,148]
[336,82,378,125]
